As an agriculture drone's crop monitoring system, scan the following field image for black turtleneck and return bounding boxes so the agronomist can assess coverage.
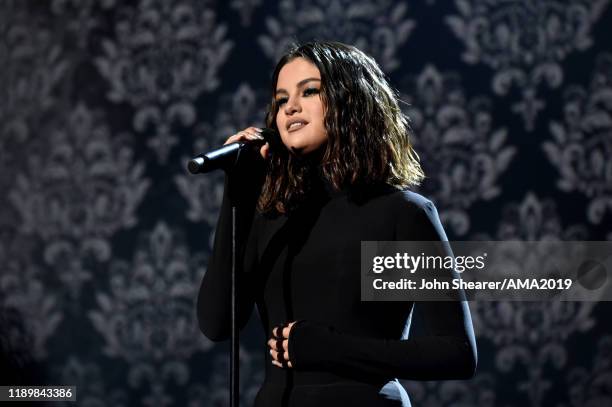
[197,153,477,407]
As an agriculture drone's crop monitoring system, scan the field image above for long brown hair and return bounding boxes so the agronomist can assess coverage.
[259,41,424,213]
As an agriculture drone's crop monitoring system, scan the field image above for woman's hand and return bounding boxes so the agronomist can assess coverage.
[267,321,297,368]
[224,126,270,159]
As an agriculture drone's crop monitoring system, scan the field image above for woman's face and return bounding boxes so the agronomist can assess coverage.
[275,57,327,155]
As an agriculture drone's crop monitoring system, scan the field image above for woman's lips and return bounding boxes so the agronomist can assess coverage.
[287,121,307,132]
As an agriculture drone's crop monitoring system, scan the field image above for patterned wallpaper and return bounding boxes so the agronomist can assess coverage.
[1,0,611,406]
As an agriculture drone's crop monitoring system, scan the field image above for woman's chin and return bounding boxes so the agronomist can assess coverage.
[287,143,327,161]
[287,146,313,157]
[284,139,310,155]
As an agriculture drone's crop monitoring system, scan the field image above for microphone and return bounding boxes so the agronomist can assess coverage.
[187,128,278,174]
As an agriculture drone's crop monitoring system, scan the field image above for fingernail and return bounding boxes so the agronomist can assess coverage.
[255,128,263,132]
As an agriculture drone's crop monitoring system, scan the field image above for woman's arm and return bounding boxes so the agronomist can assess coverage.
[285,194,477,381]
[196,150,265,342]
[288,302,476,381]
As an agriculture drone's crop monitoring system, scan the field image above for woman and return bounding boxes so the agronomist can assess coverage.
[197,41,477,407]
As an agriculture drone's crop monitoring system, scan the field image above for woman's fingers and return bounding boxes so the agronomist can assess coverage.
[270,348,288,360]
[223,127,264,145]
[223,132,261,145]
[269,348,292,368]
[268,321,298,368]
[272,321,296,339]
[271,360,292,368]
[223,127,269,159]
[283,322,296,338]
[260,142,270,159]
[249,126,264,134]
[267,337,288,351]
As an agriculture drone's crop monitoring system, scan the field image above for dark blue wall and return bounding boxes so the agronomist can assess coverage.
[1,0,611,405]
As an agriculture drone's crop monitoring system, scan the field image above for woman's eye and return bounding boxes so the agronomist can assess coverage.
[275,88,318,106]
[303,87,320,96]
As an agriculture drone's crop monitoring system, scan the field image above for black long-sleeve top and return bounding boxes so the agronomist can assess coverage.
[197,155,477,407]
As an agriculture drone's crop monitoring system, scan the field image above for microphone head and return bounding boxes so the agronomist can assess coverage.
[187,156,206,174]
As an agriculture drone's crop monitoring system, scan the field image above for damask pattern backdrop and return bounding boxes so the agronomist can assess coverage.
[1,0,611,406]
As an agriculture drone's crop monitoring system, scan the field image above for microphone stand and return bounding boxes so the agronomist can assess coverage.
[227,148,246,407]
[190,129,275,407]
[191,147,247,407]
[230,203,239,407]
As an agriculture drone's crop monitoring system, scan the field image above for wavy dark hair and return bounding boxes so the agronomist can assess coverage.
[259,41,424,213]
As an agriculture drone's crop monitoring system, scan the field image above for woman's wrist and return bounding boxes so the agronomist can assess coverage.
[289,320,341,370]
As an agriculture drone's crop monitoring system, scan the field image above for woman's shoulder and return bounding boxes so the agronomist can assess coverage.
[375,188,446,240]
[367,185,436,214]
[394,189,435,209]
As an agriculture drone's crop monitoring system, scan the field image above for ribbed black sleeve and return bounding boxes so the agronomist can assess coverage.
[287,197,477,381]
[196,151,265,342]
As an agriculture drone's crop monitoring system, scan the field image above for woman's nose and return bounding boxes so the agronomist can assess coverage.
[284,97,300,115]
